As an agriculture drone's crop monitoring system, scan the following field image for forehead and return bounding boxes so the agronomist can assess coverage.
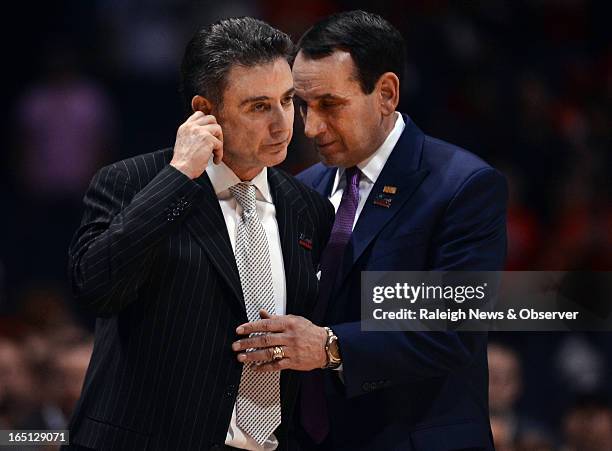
[223,58,293,102]
[292,50,361,97]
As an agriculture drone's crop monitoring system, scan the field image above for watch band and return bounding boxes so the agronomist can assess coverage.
[322,326,342,369]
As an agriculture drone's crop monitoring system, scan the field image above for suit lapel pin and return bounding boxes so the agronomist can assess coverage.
[382,185,398,194]
[373,193,393,208]
[298,233,313,250]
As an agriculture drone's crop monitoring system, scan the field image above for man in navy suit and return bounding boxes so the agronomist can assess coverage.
[232,10,507,451]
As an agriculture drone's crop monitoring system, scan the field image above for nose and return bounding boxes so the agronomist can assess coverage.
[303,108,326,139]
[270,104,293,137]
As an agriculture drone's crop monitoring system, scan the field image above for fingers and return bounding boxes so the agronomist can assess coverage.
[182,113,221,135]
[172,113,225,178]
[205,123,223,140]
[211,134,223,165]
[259,309,273,319]
[186,111,218,126]
[232,333,288,352]
[181,121,222,142]
[237,345,285,363]
[236,318,286,335]
[194,121,223,165]
[186,110,204,122]
[212,147,223,165]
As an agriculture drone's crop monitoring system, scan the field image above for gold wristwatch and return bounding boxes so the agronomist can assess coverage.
[323,326,342,369]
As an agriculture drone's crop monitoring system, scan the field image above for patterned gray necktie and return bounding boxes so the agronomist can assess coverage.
[229,182,281,445]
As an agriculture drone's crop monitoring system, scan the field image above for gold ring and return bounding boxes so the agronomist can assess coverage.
[272,346,284,361]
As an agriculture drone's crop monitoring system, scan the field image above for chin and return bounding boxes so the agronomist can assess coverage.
[319,151,346,168]
[263,147,287,168]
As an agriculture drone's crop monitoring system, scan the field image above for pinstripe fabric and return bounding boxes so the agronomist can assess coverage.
[66,148,334,451]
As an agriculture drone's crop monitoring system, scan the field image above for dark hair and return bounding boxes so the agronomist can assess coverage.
[295,10,406,94]
[181,17,293,112]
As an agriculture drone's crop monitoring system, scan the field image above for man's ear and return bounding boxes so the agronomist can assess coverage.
[377,72,400,116]
[191,95,214,114]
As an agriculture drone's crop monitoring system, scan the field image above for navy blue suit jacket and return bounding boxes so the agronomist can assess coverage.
[297,115,507,451]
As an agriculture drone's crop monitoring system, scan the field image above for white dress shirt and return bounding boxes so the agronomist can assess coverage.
[206,160,285,451]
[328,112,405,226]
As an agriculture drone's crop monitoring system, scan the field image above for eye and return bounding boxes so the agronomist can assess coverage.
[252,102,269,112]
[320,100,338,109]
[281,96,294,107]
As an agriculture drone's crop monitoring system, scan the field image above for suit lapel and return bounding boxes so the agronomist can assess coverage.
[184,173,246,318]
[313,165,336,196]
[268,169,311,317]
[338,116,430,289]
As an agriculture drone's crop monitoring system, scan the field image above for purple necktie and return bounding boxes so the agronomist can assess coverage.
[301,166,361,444]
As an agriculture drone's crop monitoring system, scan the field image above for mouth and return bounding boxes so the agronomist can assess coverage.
[264,138,289,147]
[316,141,336,150]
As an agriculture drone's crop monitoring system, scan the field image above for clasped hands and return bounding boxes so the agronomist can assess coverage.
[232,309,328,372]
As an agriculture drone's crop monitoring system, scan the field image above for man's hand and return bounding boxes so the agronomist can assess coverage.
[232,310,328,372]
[170,111,223,179]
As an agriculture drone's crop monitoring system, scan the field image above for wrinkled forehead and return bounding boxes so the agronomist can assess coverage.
[292,50,360,97]
[224,58,293,101]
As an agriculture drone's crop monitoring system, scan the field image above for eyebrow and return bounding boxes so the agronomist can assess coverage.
[239,87,295,107]
[295,93,346,102]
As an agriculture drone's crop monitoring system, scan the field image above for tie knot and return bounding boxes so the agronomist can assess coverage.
[345,166,361,187]
[229,183,257,215]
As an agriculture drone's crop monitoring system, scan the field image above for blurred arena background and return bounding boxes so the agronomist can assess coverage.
[1,1,611,450]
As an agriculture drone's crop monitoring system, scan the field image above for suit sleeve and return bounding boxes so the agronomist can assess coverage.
[332,167,508,398]
[68,163,203,316]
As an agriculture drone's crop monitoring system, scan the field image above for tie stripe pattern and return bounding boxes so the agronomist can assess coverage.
[301,166,361,444]
[316,166,361,314]
[229,182,281,445]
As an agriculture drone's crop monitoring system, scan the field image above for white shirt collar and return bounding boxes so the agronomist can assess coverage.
[331,112,405,194]
[206,159,272,203]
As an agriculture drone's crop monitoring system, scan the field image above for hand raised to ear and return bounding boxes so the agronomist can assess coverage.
[170,111,224,179]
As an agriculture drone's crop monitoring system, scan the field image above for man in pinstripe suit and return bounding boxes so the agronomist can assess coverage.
[64,18,334,451]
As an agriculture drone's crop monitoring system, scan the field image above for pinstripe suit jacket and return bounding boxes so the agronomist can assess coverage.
[66,148,334,451]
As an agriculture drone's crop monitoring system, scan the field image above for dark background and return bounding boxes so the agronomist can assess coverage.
[1,1,611,450]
